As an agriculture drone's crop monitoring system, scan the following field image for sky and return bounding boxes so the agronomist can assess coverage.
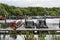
[0,0,60,7]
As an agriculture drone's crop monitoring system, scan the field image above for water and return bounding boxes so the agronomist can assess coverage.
[0,18,60,40]
[0,35,24,40]
[1,35,60,40]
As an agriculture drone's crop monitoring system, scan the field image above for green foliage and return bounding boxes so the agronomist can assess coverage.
[0,3,60,16]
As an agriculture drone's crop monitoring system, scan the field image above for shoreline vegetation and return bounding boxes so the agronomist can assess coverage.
[0,3,60,16]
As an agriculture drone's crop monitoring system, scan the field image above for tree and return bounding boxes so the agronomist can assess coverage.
[0,3,60,16]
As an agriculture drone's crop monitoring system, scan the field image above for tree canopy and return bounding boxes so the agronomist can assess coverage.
[0,3,60,16]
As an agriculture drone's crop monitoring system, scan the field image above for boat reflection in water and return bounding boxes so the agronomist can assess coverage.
[0,35,25,40]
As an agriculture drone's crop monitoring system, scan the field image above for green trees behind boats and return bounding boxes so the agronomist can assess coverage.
[0,3,60,16]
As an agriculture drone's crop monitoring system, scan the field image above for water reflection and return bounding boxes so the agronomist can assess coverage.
[0,35,38,40]
[0,35,25,40]
[0,35,60,40]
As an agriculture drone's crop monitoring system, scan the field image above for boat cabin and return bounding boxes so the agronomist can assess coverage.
[36,20,48,28]
[25,21,35,28]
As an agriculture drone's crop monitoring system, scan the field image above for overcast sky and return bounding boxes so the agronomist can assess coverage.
[0,0,60,7]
